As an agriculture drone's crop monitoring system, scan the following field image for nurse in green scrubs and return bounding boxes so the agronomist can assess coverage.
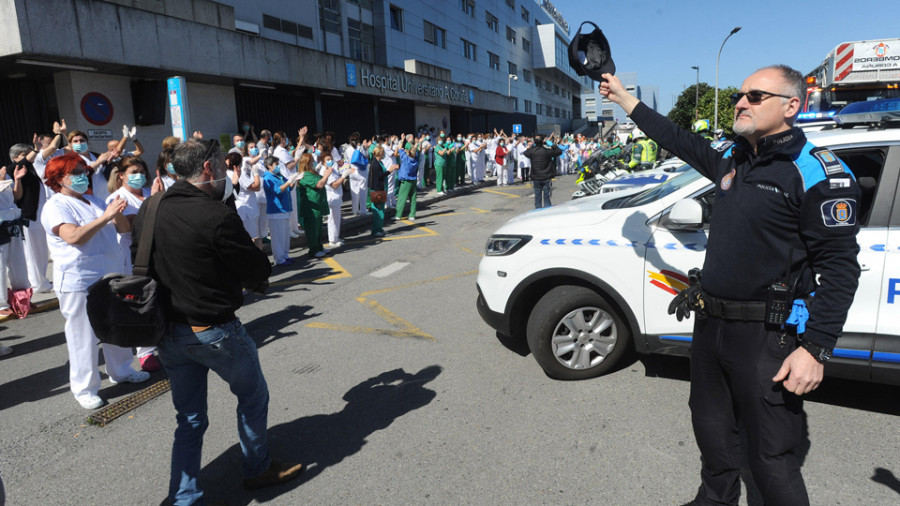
[295,152,330,258]
[434,131,450,195]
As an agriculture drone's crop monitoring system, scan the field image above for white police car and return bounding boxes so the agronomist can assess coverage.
[477,98,900,383]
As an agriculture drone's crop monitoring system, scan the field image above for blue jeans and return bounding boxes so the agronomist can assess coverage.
[533,179,552,208]
[158,319,271,506]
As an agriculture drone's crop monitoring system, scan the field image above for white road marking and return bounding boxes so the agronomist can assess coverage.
[370,261,410,278]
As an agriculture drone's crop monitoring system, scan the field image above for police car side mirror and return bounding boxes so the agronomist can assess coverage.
[663,199,704,230]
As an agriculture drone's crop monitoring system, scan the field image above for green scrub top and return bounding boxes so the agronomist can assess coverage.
[297,171,329,215]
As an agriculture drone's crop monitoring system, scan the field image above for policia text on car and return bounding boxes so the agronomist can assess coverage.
[600,65,861,506]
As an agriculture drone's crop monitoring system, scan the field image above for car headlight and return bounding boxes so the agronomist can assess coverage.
[485,235,531,256]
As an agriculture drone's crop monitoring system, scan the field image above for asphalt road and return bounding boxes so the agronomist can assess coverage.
[1,175,899,505]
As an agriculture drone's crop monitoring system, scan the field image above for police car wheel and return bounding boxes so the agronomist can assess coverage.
[526,286,629,380]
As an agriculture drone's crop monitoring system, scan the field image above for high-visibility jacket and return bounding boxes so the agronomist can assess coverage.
[629,139,658,168]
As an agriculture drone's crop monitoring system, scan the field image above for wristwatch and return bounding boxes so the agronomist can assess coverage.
[798,339,833,363]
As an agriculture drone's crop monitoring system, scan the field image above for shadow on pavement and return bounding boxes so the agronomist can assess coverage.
[872,467,900,495]
[243,304,319,349]
[193,365,442,505]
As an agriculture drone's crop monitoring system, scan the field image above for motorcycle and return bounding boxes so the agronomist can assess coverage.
[572,153,630,199]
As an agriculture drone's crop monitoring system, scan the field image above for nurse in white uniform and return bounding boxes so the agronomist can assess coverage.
[105,156,162,373]
[42,152,149,410]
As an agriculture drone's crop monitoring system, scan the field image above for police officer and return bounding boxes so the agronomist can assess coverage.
[692,119,716,143]
[600,65,861,506]
[627,129,657,170]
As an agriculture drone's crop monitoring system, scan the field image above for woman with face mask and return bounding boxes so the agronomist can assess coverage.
[261,155,299,266]
[104,156,162,372]
[42,152,150,409]
[296,153,330,258]
[67,130,118,202]
[367,146,398,238]
[241,142,264,250]
[315,153,350,250]
[272,131,302,238]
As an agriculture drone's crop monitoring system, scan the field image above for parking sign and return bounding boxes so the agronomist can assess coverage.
[512,124,522,134]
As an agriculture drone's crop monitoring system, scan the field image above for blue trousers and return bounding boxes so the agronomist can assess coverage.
[158,319,272,506]
[532,179,552,208]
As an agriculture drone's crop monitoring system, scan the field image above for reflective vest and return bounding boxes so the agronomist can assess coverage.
[629,139,658,167]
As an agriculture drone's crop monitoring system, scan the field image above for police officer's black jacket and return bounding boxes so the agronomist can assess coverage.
[131,180,272,327]
[523,144,563,181]
[631,102,861,349]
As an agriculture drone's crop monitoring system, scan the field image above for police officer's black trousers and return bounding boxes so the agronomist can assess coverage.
[689,317,809,506]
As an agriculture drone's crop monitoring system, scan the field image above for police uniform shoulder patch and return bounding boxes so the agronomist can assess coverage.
[820,198,857,227]
[811,148,845,176]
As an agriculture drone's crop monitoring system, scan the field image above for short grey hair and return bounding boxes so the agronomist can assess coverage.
[171,139,221,181]
[8,143,32,162]
[758,64,806,102]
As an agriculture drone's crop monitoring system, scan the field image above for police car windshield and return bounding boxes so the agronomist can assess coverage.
[603,168,705,209]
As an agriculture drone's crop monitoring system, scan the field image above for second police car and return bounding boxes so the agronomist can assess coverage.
[477,98,900,383]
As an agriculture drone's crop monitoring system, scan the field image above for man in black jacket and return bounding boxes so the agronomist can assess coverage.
[132,139,303,505]
[601,65,860,506]
[523,134,562,208]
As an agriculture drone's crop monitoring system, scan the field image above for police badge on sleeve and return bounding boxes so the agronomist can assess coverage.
[820,198,857,227]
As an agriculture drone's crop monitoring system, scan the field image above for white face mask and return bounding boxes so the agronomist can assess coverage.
[196,175,233,202]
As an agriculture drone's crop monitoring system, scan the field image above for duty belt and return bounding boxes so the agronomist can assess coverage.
[701,293,766,322]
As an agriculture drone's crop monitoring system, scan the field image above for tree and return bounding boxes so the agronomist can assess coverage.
[668,84,740,137]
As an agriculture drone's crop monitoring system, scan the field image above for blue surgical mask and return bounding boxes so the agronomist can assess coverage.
[271,165,281,175]
[236,141,245,149]
[66,173,89,194]
[426,135,431,141]
[249,148,259,156]
[315,149,322,157]
[126,173,146,189]
[72,142,88,154]
[166,162,176,175]
[326,160,334,167]
[242,125,251,132]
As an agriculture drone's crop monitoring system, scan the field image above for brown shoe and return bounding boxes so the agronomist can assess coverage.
[243,461,305,490]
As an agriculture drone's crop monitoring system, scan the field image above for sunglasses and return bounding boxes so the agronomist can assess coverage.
[730,90,794,106]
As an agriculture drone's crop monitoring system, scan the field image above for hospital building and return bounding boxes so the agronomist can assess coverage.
[0,0,592,157]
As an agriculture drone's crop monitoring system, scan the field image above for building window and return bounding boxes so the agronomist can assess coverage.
[536,103,543,115]
[555,107,560,118]
[522,38,531,53]
[553,84,559,95]
[523,69,532,83]
[349,0,373,8]
[485,11,498,32]
[348,19,375,62]
[424,21,446,48]
[506,26,516,45]
[263,14,314,39]
[462,38,477,61]
[461,0,475,17]
[520,6,529,21]
[601,108,614,117]
[507,61,517,76]
[389,5,403,31]
[524,100,532,113]
[513,98,519,112]
[534,76,542,89]
[488,51,499,70]
[506,0,515,9]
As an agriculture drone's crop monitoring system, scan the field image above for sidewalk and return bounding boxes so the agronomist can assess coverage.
[0,171,523,324]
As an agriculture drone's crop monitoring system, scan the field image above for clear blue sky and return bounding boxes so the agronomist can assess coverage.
[549,0,900,114]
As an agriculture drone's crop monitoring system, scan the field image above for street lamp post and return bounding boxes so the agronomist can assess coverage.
[714,26,741,130]
[691,65,700,120]
[508,73,518,97]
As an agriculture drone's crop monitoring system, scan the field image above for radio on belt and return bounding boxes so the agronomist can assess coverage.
[765,249,794,326]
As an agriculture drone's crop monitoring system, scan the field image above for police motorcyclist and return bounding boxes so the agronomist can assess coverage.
[627,129,657,170]
[600,65,861,506]
[692,119,715,143]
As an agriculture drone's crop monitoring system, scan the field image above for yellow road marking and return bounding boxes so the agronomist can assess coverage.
[382,221,439,241]
[482,188,522,198]
[268,256,351,287]
[455,245,474,254]
[309,269,478,340]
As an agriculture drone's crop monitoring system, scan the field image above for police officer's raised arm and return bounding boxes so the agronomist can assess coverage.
[599,73,722,180]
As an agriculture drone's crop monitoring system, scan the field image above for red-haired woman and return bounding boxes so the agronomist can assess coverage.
[41,152,150,410]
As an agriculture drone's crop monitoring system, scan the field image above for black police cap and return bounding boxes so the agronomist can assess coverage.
[568,22,615,82]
